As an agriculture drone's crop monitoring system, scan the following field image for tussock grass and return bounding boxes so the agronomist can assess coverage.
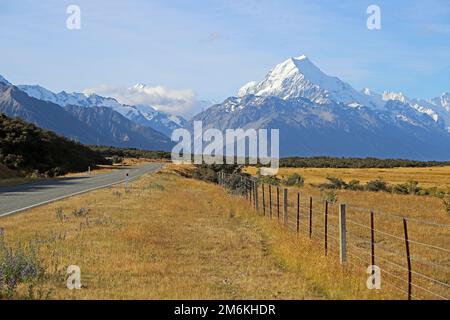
[243,166,450,300]
[246,166,450,189]
[1,166,444,299]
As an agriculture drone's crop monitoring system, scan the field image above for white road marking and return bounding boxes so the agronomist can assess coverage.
[0,164,163,218]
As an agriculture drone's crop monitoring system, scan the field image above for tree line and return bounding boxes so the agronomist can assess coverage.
[0,114,109,177]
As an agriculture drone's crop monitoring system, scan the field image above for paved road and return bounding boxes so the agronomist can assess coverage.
[0,162,164,217]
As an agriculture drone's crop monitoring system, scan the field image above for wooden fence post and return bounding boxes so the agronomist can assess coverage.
[309,197,313,238]
[297,192,300,235]
[370,211,375,267]
[403,218,412,300]
[269,185,272,218]
[249,180,252,204]
[255,181,259,211]
[276,187,280,221]
[244,178,248,200]
[283,188,288,226]
[324,201,329,256]
[339,204,347,264]
[262,184,266,216]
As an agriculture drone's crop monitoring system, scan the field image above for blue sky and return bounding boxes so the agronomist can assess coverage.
[0,0,449,116]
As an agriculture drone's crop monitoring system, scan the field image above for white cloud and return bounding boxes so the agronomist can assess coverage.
[83,84,197,116]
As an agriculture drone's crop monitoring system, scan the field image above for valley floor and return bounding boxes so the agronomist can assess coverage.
[0,168,387,300]
[246,166,450,189]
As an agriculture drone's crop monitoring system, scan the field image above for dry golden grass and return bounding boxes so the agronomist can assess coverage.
[243,166,450,299]
[245,166,450,189]
[0,168,397,300]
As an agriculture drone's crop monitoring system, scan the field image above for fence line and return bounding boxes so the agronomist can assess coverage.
[217,172,450,300]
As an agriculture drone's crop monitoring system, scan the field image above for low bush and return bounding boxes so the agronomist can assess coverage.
[365,178,389,192]
[346,179,364,191]
[258,175,281,186]
[443,195,450,215]
[111,156,123,164]
[0,239,48,299]
[192,164,242,183]
[282,173,305,187]
[72,208,90,217]
[323,176,347,189]
[0,114,109,176]
[392,180,420,195]
[320,190,338,204]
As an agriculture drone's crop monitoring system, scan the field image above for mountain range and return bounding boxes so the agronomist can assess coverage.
[191,55,450,160]
[17,84,186,137]
[0,79,173,151]
[1,55,449,160]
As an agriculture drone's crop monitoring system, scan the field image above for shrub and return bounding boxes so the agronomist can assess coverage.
[72,208,90,217]
[52,167,64,177]
[223,174,249,195]
[346,179,364,191]
[392,183,408,194]
[258,175,281,186]
[192,164,242,183]
[365,178,389,192]
[405,180,421,195]
[321,190,338,204]
[443,195,450,215]
[55,207,67,223]
[324,176,347,189]
[111,156,123,164]
[3,154,24,169]
[283,173,305,187]
[0,114,109,176]
[192,166,218,183]
[0,239,47,299]
[393,180,420,195]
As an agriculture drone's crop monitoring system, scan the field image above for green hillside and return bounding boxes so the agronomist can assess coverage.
[0,113,110,177]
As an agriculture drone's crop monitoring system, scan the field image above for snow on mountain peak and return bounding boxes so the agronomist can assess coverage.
[237,55,379,108]
[0,74,11,85]
[440,92,450,110]
[237,81,258,97]
[362,88,373,96]
[16,83,187,136]
[382,91,407,103]
[17,84,59,103]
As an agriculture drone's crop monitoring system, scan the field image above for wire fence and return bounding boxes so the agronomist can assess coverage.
[217,171,450,300]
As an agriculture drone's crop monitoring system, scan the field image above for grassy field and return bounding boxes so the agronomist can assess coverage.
[0,166,392,300]
[245,166,450,189]
[0,164,448,300]
[243,165,450,299]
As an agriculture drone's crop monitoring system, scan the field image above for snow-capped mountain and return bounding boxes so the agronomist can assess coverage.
[237,55,382,109]
[0,75,11,85]
[192,55,450,160]
[18,84,186,136]
[360,88,450,129]
[236,55,449,130]
[0,78,173,150]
